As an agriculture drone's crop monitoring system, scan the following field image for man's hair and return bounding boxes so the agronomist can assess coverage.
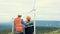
[18,15,22,17]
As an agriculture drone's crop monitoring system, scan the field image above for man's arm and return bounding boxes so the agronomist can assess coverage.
[25,21,33,25]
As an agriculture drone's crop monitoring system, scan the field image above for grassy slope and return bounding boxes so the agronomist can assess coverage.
[0,29,12,34]
[0,26,60,34]
[36,26,60,34]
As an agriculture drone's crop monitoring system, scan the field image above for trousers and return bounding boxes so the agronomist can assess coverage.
[16,32,23,34]
[25,26,34,34]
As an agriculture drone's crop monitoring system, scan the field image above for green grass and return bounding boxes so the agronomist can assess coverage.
[0,26,60,34]
[36,26,60,34]
[0,29,12,34]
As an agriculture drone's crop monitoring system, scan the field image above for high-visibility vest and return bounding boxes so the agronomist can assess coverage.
[14,18,24,32]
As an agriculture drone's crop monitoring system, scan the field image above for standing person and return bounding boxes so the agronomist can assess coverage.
[25,16,34,34]
[14,15,24,34]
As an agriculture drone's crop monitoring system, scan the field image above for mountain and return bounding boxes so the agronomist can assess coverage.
[0,20,60,30]
[36,20,60,28]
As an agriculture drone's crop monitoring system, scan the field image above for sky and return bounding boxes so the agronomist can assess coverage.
[0,0,60,22]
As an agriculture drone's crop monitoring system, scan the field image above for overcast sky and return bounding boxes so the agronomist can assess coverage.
[0,0,60,22]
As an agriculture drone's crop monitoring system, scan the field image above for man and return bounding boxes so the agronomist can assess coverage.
[14,15,24,34]
[25,16,34,34]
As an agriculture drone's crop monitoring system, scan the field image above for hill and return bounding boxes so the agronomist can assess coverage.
[36,26,60,34]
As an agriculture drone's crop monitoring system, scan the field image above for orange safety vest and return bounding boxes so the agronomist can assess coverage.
[14,18,24,32]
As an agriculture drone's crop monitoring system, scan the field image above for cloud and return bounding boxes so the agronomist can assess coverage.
[0,0,60,22]
[36,0,60,20]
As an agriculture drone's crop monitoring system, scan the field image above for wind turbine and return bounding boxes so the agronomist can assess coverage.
[26,0,36,34]
[11,0,36,34]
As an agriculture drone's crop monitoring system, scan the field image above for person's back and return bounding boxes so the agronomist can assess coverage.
[14,15,24,34]
[25,16,34,34]
[25,20,33,28]
[15,18,21,25]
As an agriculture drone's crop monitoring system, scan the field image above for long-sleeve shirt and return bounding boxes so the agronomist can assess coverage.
[25,21,34,28]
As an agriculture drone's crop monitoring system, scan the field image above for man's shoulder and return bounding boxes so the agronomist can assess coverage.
[30,20,33,22]
[14,18,18,19]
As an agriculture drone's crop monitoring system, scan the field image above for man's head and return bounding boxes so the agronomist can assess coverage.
[18,15,22,18]
[26,16,31,21]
